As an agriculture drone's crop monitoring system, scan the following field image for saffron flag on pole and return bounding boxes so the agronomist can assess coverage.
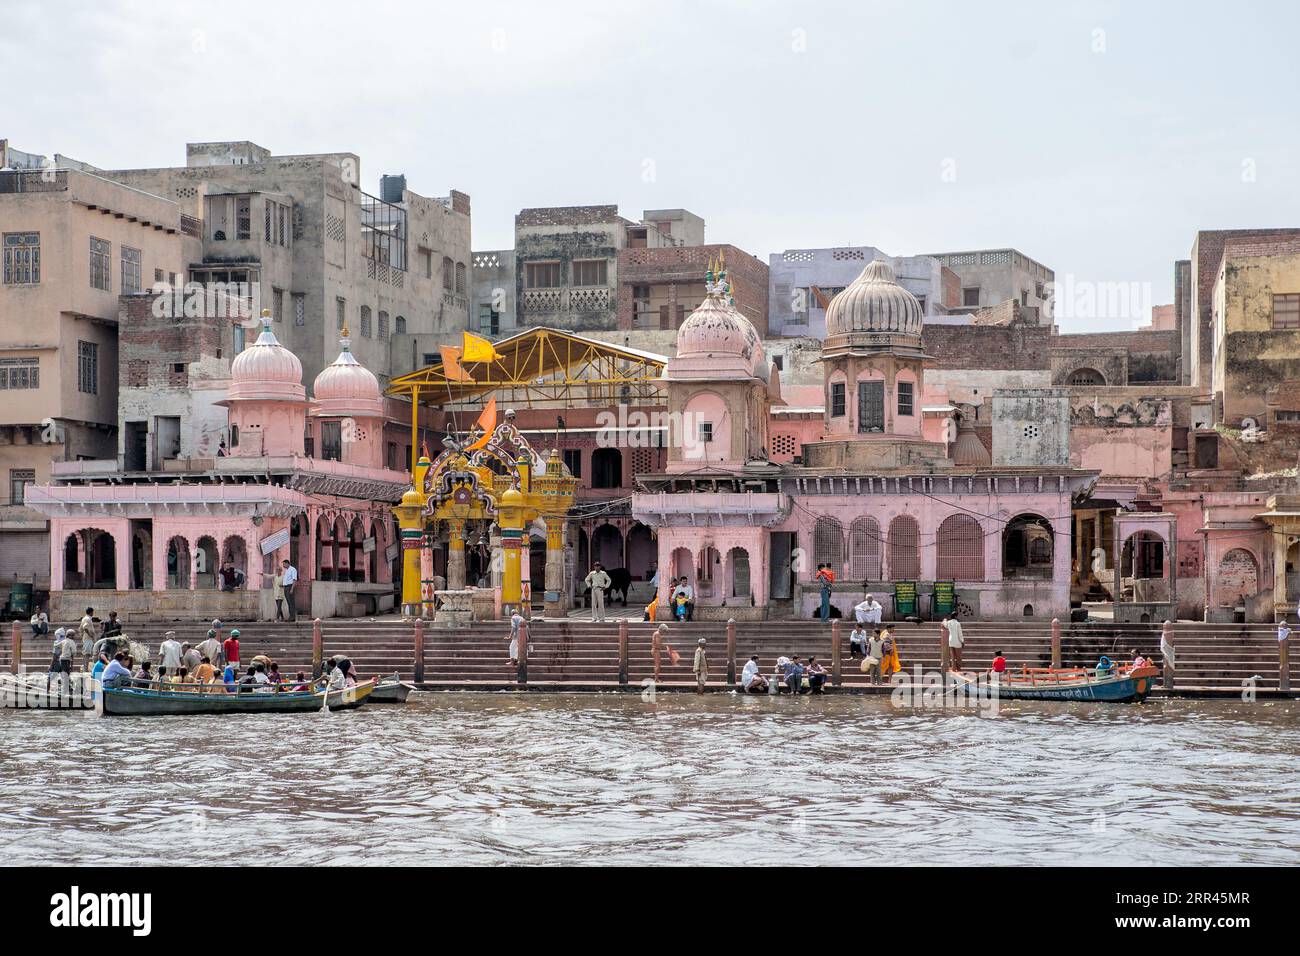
[462,331,502,364]
[439,345,474,382]
[466,397,497,451]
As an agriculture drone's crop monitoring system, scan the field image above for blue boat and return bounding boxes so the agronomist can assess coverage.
[957,665,1159,703]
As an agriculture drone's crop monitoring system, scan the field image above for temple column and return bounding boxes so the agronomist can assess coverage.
[545,518,566,617]
[1275,529,1288,620]
[189,537,200,591]
[114,527,131,591]
[420,535,436,619]
[447,522,466,590]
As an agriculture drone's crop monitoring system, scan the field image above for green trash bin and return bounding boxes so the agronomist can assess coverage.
[9,582,33,616]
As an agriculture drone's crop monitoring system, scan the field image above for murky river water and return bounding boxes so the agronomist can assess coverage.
[1,693,1297,866]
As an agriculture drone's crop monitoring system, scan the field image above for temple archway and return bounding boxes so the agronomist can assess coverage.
[1002,513,1054,579]
[166,536,191,590]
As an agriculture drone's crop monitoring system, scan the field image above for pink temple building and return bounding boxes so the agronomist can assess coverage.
[633,261,1098,620]
[25,316,408,620]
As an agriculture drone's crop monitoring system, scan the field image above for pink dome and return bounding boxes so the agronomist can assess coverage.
[671,288,767,381]
[228,312,306,402]
[312,330,383,417]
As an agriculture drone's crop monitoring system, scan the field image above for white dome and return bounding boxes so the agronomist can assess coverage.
[228,313,305,402]
[825,260,923,338]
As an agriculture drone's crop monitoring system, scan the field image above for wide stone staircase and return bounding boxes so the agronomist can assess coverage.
[3,617,1293,695]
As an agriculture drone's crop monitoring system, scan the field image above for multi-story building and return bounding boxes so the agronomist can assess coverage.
[0,162,199,587]
[768,246,958,339]
[505,205,700,333]
[618,243,768,335]
[924,247,1054,323]
[98,141,472,388]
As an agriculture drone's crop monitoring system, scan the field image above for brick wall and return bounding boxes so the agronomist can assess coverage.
[921,323,1052,370]
[116,293,226,387]
[616,243,769,336]
[940,266,961,309]
[516,205,620,228]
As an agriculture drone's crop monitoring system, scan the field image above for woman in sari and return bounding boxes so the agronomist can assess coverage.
[879,627,901,680]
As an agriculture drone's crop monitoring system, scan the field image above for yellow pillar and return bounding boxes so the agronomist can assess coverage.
[499,487,525,617]
[394,487,425,618]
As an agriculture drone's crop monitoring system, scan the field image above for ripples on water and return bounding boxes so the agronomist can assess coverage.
[1,694,1297,865]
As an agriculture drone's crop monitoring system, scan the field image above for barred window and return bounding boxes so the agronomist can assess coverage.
[936,514,985,581]
[443,256,454,290]
[3,232,40,285]
[887,515,920,580]
[121,246,142,294]
[264,201,273,242]
[455,262,467,294]
[236,196,251,240]
[525,261,562,289]
[572,259,607,286]
[273,287,284,323]
[1273,294,1300,330]
[378,310,389,339]
[90,237,111,291]
[897,381,914,417]
[0,357,39,390]
[812,516,844,575]
[9,468,35,505]
[360,305,372,338]
[336,296,346,330]
[394,315,406,335]
[830,381,846,417]
[293,293,306,327]
[77,341,98,394]
[848,516,882,580]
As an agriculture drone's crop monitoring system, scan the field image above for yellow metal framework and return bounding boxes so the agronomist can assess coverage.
[385,326,666,407]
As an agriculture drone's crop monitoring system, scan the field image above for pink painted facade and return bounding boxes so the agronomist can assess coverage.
[26,324,408,619]
[635,261,1097,620]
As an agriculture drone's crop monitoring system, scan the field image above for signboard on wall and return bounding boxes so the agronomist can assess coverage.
[932,580,956,617]
[893,581,917,616]
[385,543,400,562]
[363,536,376,554]
[259,528,290,555]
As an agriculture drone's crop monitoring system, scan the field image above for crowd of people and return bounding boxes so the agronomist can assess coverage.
[30,605,351,695]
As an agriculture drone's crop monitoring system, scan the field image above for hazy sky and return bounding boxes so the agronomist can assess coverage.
[6,0,1299,331]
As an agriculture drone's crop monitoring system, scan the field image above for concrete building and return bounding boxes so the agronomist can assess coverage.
[925,248,1055,323]
[96,141,472,388]
[768,246,957,339]
[508,205,698,334]
[618,243,768,335]
[0,162,200,588]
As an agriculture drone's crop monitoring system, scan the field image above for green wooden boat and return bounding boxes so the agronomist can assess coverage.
[96,679,375,716]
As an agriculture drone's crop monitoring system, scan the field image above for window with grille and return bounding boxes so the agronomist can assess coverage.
[442,257,454,289]
[813,517,844,575]
[1273,294,1300,330]
[9,468,35,505]
[699,421,713,444]
[572,259,608,286]
[563,449,582,478]
[336,297,346,330]
[478,304,499,334]
[395,315,406,335]
[293,293,306,327]
[272,288,283,322]
[526,261,562,288]
[360,305,372,337]
[236,197,251,239]
[90,237,111,290]
[264,201,273,242]
[1067,368,1104,386]
[121,246,142,294]
[936,514,985,581]
[77,341,98,394]
[848,517,882,580]
[962,287,980,307]
[0,357,39,390]
[378,310,389,339]
[888,515,920,580]
[858,380,884,432]
[830,381,845,417]
[455,262,467,294]
[3,233,40,285]
[277,204,288,247]
[897,381,914,417]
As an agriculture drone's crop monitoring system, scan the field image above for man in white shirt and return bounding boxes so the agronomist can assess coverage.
[78,607,97,660]
[158,631,182,671]
[739,654,767,693]
[672,579,695,622]
[854,594,883,626]
[30,607,49,638]
[585,564,611,622]
[197,629,222,667]
[942,616,964,671]
[280,560,299,621]
[849,624,869,659]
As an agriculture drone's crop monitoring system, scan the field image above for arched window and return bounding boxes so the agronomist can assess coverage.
[727,547,751,598]
[936,514,985,581]
[848,516,881,580]
[378,310,389,339]
[812,517,844,575]
[442,257,453,290]
[887,515,920,580]
[394,315,406,335]
[1214,548,1259,609]
[359,305,372,338]
[455,262,467,294]
[1067,367,1105,386]
[1002,513,1054,579]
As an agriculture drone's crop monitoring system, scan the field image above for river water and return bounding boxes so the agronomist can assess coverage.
[1,693,1297,866]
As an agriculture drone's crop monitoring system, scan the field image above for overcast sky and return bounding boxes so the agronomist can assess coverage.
[6,0,1299,331]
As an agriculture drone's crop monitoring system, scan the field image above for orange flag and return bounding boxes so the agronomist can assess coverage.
[439,345,474,382]
[466,397,497,451]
